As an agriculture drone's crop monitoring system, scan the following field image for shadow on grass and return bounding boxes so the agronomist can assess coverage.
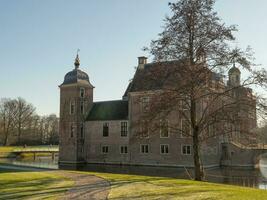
[0,166,71,200]
[0,176,70,200]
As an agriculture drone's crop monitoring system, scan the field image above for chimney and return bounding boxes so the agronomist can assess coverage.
[138,56,147,69]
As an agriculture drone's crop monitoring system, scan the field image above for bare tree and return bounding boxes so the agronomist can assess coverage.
[0,99,17,146]
[141,0,267,181]
[0,97,59,145]
[13,97,36,145]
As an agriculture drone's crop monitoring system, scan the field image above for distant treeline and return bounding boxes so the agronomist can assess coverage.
[0,97,59,146]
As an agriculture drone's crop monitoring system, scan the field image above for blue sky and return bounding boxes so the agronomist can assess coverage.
[0,0,267,116]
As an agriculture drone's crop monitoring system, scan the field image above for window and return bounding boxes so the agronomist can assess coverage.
[103,123,109,137]
[120,146,128,154]
[141,97,150,112]
[160,119,169,138]
[160,144,169,154]
[80,124,84,138]
[80,101,84,114]
[102,146,109,154]
[70,101,75,115]
[70,124,74,138]
[181,119,191,138]
[182,145,191,155]
[140,144,149,154]
[80,88,85,98]
[140,120,149,138]
[121,121,128,137]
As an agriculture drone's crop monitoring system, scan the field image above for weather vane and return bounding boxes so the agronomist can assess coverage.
[74,49,80,69]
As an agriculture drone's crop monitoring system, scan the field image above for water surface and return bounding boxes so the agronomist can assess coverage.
[1,156,267,189]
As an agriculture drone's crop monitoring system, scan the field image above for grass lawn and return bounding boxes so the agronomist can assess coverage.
[1,169,267,199]
[0,171,73,200]
[83,171,267,200]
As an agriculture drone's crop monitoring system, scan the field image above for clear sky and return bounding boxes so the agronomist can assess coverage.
[0,0,267,116]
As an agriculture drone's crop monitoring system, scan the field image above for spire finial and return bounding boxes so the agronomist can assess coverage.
[74,49,80,69]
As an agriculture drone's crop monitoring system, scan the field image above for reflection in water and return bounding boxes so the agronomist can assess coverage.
[0,156,58,169]
[1,155,267,189]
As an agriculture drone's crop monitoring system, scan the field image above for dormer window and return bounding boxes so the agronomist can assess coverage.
[80,88,85,98]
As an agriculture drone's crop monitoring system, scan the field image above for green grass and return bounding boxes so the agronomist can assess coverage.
[0,146,16,153]
[80,171,267,200]
[1,168,267,199]
[0,171,73,200]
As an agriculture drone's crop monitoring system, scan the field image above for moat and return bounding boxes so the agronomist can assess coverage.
[1,155,267,190]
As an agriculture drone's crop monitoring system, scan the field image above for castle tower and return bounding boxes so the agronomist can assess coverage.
[228,64,241,87]
[59,54,94,165]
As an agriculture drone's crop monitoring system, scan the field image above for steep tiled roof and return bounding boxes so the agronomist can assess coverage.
[86,100,128,121]
[123,60,223,98]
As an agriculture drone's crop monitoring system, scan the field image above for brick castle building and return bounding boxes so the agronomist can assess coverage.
[59,54,258,168]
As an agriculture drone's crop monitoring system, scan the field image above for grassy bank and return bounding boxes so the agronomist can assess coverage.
[0,171,73,199]
[83,171,267,200]
[1,168,267,199]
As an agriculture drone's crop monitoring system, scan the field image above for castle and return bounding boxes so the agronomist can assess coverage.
[59,55,259,168]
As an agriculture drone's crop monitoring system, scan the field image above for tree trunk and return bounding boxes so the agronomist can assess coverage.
[4,129,9,146]
[18,122,21,145]
[193,127,204,181]
[191,97,204,181]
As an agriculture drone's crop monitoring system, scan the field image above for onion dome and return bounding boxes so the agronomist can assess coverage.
[229,64,241,74]
[61,54,91,86]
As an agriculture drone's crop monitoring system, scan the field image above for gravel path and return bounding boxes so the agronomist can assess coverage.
[57,171,110,200]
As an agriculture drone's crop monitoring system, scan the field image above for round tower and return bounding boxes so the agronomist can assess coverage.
[59,54,94,166]
[228,64,241,87]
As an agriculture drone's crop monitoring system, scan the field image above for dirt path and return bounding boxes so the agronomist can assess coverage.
[56,171,110,200]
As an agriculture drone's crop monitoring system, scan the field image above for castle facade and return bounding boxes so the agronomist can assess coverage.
[59,55,257,168]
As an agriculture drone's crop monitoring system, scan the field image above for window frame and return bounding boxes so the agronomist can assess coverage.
[120,145,128,154]
[140,144,149,154]
[80,87,85,98]
[70,101,75,115]
[80,101,84,114]
[140,120,149,138]
[181,119,191,138]
[160,144,169,154]
[181,145,191,155]
[160,119,170,138]
[70,123,75,138]
[103,122,109,137]
[101,145,109,154]
[120,121,128,137]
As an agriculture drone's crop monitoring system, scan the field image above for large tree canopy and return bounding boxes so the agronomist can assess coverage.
[142,0,267,181]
